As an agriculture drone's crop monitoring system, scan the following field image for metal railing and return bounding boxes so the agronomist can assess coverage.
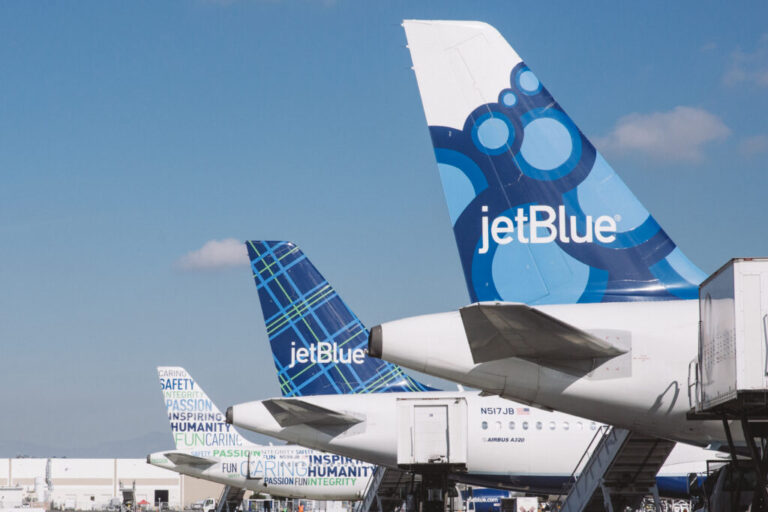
[552,424,612,508]
[355,466,385,512]
[687,357,700,410]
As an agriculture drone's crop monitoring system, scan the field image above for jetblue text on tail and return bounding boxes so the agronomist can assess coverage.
[479,205,617,254]
[247,240,433,395]
[288,341,366,369]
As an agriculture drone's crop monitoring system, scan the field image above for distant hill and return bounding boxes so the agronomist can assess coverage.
[0,432,169,458]
[0,430,282,458]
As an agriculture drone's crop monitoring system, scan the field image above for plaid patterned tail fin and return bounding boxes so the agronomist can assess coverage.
[246,241,435,396]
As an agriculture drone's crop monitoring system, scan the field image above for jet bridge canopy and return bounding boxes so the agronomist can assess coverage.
[695,258,768,415]
[690,258,768,510]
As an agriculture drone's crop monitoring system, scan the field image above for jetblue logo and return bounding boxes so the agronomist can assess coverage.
[289,341,366,369]
[479,205,617,254]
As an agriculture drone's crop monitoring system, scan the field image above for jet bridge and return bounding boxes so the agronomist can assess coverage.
[396,397,467,512]
[688,258,768,510]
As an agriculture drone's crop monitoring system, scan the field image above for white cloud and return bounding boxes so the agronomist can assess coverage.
[723,34,768,87]
[177,238,248,270]
[596,106,730,162]
[739,134,768,156]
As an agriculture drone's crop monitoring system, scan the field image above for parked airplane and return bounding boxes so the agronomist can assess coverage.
[227,240,724,496]
[147,367,373,500]
[368,20,736,448]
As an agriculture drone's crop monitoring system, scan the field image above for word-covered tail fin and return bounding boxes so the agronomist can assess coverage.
[404,20,705,304]
[157,366,246,452]
[246,241,434,396]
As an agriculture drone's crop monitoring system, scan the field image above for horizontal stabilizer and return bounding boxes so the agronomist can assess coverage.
[262,398,362,431]
[460,302,627,370]
[164,452,217,468]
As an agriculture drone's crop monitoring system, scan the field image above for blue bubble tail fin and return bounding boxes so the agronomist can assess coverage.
[404,20,706,304]
[246,241,435,396]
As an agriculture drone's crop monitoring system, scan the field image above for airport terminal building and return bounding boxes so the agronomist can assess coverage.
[0,458,224,510]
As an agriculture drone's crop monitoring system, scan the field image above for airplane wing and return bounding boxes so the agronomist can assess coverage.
[460,302,628,372]
[164,452,217,468]
[262,398,363,431]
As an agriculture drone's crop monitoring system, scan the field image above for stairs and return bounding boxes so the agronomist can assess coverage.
[355,468,411,512]
[119,481,136,511]
[560,427,675,512]
[215,485,246,512]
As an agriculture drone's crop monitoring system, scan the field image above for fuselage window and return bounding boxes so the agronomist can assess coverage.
[590,422,597,430]
[509,421,515,430]
[563,421,570,431]
[522,421,529,430]
[482,421,488,430]
[535,421,542,430]
[549,421,556,430]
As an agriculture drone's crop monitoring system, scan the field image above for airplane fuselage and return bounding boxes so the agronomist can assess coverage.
[375,300,737,448]
[148,444,371,500]
[229,390,721,495]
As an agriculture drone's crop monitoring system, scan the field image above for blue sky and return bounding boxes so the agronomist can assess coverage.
[1,1,768,454]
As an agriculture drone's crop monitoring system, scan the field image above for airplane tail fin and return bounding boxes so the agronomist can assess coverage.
[404,20,706,304]
[157,366,246,452]
[246,240,434,396]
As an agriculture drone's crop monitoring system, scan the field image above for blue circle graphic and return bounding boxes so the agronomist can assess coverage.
[471,113,515,155]
[514,108,582,181]
[477,118,509,149]
[519,117,573,171]
[517,69,541,95]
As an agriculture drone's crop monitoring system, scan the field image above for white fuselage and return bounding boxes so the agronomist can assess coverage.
[375,300,738,447]
[228,390,723,493]
[148,444,371,500]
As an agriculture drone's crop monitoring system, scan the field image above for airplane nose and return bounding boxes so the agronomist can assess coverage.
[368,325,383,358]
[226,406,233,424]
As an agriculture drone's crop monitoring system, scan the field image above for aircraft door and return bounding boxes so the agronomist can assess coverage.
[246,452,264,480]
[397,397,468,469]
[413,405,449,463]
